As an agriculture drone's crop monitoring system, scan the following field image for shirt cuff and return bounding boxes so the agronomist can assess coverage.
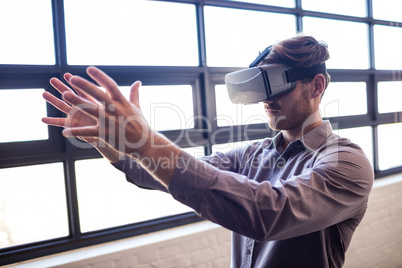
[112,154,167,191]
[111,154,129,170]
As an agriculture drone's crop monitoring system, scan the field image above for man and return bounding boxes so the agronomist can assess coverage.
[42,35,373,267]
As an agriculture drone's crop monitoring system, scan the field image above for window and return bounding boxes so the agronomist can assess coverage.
[215,85,267,126]
[378,123,402,170]
[1,0,401,264]
[0,89,48,143]
[337,127,374,166]
[212,139,264,154]
[204,6,296,67]
[302,0,367,17]
[0,0,55,65]
[372,0,402,22]
[64,0,198,66]
[75,158,191,233]
[320,82,367,118]
[183,146,206,159]
[374,25,402,70]
[228,0,295,8]
[119,85,195,131]
[0,163,68,248]
[303,17,369,69]
[377,82,402,114]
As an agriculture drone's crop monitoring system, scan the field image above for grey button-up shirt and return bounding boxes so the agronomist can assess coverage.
[114,121,374,267]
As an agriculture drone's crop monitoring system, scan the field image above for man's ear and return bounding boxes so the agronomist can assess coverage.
[311,74,325,99]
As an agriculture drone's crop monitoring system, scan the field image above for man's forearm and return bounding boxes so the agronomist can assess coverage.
[93,142,125,164]
[90,141,124,164]
[94,131,182,188]
[127,132,182,188]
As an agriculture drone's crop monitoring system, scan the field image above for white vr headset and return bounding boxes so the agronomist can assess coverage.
[225,46,327,104]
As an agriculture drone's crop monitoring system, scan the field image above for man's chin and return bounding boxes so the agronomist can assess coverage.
[267,122,281,132]
[267,117,287,131]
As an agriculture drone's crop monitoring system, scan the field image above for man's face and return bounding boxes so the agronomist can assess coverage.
[263,81,313,131]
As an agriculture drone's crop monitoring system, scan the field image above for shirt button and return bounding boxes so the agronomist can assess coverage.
[276,159,286,168]
[246,249,251,255]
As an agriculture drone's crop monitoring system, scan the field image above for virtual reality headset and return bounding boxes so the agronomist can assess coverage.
[225,46,327,104]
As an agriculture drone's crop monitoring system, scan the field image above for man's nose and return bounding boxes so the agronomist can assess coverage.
[263,98,277,104]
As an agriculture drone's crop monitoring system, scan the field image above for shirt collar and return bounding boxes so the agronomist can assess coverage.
[299,120,334,151]
[271,132,283,150]
[267,121,334,152]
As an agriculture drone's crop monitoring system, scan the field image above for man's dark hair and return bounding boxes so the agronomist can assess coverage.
[260,35,331,90]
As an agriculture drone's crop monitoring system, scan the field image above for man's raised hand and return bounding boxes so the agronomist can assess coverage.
[58,67,151,157]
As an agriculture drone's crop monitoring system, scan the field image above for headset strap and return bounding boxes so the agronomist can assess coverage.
[285,63,327,82]
[249,45,327,81]
[249,46,272,68]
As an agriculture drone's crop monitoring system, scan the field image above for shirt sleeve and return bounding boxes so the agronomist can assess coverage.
[112,154,168,193]
[168,143,374,242]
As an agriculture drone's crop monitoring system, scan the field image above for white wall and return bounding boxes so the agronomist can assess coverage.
[344,175,402,268]
[7,175,402,268]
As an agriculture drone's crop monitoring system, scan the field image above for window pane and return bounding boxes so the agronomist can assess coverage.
[337,126,373,167]
[75,158,191,233]
[302,0,366,17]
[0,89,48,143]
[215,85,267,126]
[64,0,198,66]
[303,17,369,69]
[183,146,206,158]
[119,85,194,131]
[378,123,402,170]
[205,7,296,67]
[212,139,264,154]
[378,81,402,114]
[374,25,402,70]
[227,0,295,8]
[0,163,68,248]
[0,0,55,65]
[373,0,402,22]
[320,82,367,117]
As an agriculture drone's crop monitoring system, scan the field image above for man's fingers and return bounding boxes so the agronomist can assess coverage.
[43,91,71,114]
[68,74,112,105]
[64,73,73,82]
[42,117,67,127]
[50,77,74,95]
[62,91,100,119]
[64,72,99,104]
[129,81,142,108]
[86,66,125,102]
[49,75,97,107]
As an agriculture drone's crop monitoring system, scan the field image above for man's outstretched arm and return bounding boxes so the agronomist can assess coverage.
[43,66,182,188]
